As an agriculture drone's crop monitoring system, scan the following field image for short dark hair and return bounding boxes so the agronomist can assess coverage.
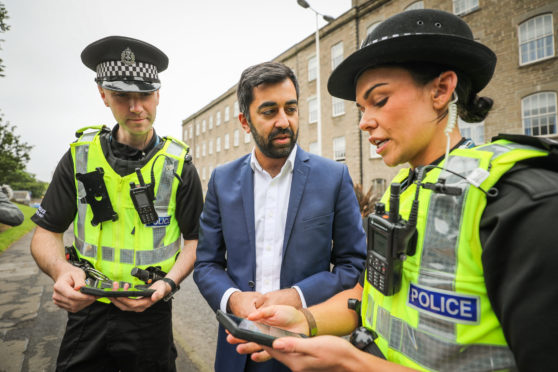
[236,62,300,122]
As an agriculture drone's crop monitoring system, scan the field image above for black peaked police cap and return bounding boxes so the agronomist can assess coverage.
[81,36,169,93]
[327,9,497,101]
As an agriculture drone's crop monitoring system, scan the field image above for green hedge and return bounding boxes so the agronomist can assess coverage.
[0,203,37,253]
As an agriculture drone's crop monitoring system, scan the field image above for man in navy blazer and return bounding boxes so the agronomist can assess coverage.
[194,62,366,372]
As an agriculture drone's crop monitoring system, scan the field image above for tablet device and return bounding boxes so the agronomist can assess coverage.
[216,309,307,347]
[80,286,155,298]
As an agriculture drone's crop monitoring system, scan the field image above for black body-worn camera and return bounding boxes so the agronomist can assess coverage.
[366,183,418,296]
[129,168,158,225]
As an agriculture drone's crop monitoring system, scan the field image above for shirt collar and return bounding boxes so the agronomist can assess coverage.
[250,144,298,176]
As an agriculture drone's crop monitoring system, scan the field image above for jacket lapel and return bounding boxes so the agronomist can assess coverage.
[283,148,310,254]
[240,157,256,272]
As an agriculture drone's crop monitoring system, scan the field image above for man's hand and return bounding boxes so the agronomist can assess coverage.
[52,264,97,313]
[109,279,170,312]
[228,291,263,318]
[254,288,302,309]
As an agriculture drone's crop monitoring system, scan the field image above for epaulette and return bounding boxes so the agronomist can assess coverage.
[75,125,111,139]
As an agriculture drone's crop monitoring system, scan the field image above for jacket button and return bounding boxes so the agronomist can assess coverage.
[248,280,255,288]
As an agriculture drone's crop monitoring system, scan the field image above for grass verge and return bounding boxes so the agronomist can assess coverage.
[0,203,37,254]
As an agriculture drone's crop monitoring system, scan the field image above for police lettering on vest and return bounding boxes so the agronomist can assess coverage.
[408,283,479,324]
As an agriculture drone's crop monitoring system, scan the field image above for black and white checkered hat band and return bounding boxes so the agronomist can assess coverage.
[95,61,159,82]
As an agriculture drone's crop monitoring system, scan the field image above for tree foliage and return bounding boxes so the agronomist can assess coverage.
[0,114,47,197]
[0,1,10,77]
[0,113,31,177]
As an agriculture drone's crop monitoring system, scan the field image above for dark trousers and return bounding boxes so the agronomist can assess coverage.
[56,300,177,372]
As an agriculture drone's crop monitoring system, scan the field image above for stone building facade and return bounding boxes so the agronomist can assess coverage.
[182,0,558,194]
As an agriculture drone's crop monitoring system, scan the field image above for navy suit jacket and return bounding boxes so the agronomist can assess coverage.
[194,147,366,372]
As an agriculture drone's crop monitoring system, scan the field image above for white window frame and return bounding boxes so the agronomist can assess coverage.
[244,131,251,144]
[195,122,200,136]
[308,96,318,123]
[369,144,381,159]
[202,142,206,157]
[331,42,344,70]
[522,91,557,137]
[333,136,346,162]
[216,111,221,126]
[404,1,424,11]
[518,14,555,66]
[234,101,239,116]
[224,106,230,122]
[309,141,319,155]
[234,129,240,147]
[308,55,317,81]
[452,0,479,16]
[216,137,221,152]
[209,115,214,129]
[458,118,485,145]
[188,125,193,139]
[195,145,200,158]
[209,139,213,155]
[332,96,345,117]
[202,119,206,133]
[224,133,230,150]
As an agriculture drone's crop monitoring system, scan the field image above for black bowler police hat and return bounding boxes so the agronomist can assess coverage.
[328,9,497,101]
[81,36,169,92]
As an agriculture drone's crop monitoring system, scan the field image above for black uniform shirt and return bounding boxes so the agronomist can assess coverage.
[32,124,203,240]
[359,139,558,370]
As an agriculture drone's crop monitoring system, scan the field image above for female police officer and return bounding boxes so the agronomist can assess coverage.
[229,9,558,371]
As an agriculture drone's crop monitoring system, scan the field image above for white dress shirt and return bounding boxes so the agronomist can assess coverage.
[220,145,307,312]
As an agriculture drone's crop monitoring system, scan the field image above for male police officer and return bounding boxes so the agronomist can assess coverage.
[30,36,203,371]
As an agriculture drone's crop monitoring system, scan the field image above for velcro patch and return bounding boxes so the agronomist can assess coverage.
[408,283,479,324]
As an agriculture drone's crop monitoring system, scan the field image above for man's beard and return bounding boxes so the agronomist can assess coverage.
[249,121,298,159]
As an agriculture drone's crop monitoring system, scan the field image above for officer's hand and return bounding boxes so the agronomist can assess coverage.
[228,291,263,318]
[109,280,168,312]
[227,305,309,363]
[255,288,302,309]
[264,336,414,372]
[52,264,97,313]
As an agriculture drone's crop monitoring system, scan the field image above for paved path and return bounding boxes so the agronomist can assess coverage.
[0,229,215,372]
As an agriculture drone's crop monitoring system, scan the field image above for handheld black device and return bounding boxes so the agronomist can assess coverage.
[216,310,307,347]
[129,168,158,225]
[366,183,418,296]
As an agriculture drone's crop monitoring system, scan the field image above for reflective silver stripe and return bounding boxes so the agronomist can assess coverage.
[418,155,479,338]
[136,239,180,266]
[380,314,516,371]
[75,143,90,243]
[102,246,114,262]
[74,236,97,258]
[93,239,180,265]
[477,142,543,160]
[121,249,134,264]
[152,146,181,248]
[166,141,184,157]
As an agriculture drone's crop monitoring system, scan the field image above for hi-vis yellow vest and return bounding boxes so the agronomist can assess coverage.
[70,126,188,295]
[361,139,549,371]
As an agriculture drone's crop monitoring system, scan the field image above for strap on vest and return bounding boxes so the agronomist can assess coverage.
[75,125,110,139]
[493,133,558,165]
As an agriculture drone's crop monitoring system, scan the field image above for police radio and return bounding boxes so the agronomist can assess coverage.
[129,168,158,225]
[366,183,419,296]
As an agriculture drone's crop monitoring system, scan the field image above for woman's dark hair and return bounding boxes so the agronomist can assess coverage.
[392,62,493,123]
